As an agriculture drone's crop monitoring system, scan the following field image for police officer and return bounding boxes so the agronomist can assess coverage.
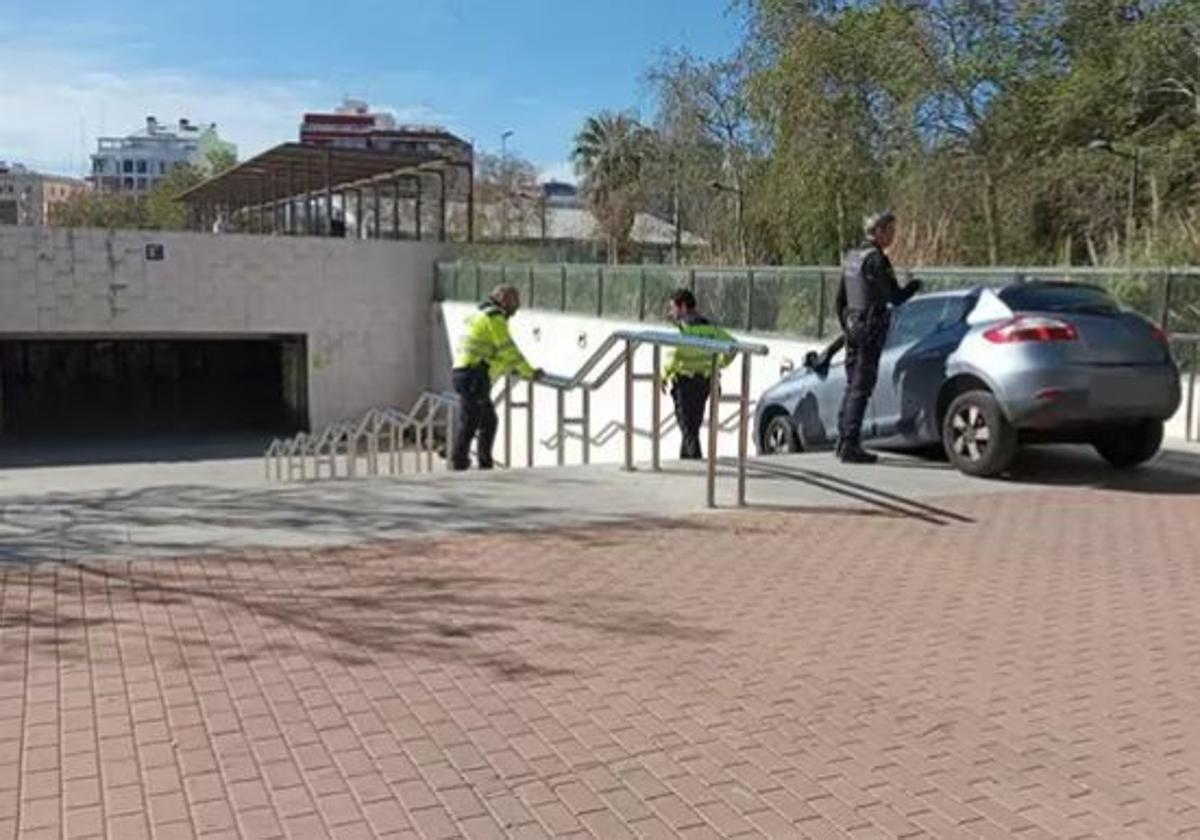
[450,284,543,470]
[834,211,922,464]
[663,289,734,460]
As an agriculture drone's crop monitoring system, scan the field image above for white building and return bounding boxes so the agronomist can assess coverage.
[90,117,236,194]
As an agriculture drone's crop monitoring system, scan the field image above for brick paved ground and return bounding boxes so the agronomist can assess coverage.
[3,486,1200,839]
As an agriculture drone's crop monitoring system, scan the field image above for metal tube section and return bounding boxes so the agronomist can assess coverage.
[1189,343,1198,443]
[504,375,513,468]
[526,379,535,468]
[651,345,662,471]
[737,352,752,507]
[556,389,566,466]
[706,354,720,508]
[624,340,635,471]
[581,389,591,465]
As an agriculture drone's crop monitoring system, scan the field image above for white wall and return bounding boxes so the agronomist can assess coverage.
[435,301,1200,466]
[0,227,447,429]
[434,301,823,467]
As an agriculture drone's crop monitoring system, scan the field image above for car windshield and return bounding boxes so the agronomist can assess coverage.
[999,283,1120,315]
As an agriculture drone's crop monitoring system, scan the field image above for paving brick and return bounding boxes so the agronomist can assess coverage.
[5,487,1200,839]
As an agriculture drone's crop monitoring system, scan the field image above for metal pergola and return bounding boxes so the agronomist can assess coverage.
[177,142,474,241]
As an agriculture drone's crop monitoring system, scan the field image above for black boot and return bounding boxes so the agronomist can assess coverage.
[838,441,878,465]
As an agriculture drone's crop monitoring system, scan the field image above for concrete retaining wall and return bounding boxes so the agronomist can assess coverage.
[0,227,446,430]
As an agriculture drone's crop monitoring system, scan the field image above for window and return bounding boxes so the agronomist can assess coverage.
[122,160,134,173]
[93,159,106,173]
[159,162,167,174]
[136,177,148,190]
[887,297,966,348]
[999,283,1119,315]
[136,160,148,173]
[123,177,134,190]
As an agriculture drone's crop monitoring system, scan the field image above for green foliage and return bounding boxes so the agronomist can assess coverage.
[632,0,1200,267]
[572,111,654,264]
[51,164,207,231]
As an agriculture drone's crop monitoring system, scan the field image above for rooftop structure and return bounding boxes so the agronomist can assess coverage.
[91,116,237,194]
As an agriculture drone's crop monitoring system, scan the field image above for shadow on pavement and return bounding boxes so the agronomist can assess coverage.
[1,523,725,681]
[736,458,976,527]
[0,474,625,565]
[0,433,273,468]
[858,444,1200,495]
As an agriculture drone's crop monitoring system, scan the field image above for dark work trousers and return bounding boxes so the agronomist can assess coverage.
[672,375,712,460]
[451,365,497,470]
[836,308,890,446]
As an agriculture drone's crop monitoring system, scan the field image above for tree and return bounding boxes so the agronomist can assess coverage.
[645,50,759,262]
[572,111,652,263]
[51,163,206,231]
[474,151,541,241]
[205,146,238,176]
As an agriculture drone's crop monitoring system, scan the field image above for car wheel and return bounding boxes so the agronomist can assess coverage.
[1093,419,1163,469]
[761,414,801,455]
[942,390,1017,478]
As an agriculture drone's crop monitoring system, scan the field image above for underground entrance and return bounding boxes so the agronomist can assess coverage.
[0,336,307,465]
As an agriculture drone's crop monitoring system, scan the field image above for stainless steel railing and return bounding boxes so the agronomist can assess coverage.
[266,330,769,507]
[492,329,769,508]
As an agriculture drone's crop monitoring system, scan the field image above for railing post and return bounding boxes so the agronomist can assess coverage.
[504,374,513,468]
[651,345,662,471]
[638,266,647,321]
[556,388,566,466]
[426,413,435,472]
[596,265,604,317]
[528,265,536,309]
[475,264,482,300]
[688,267,696,293]
[1189,343,1197,443]
[706,354,720,509]
[526,378,535,468]
[623,339,635,471]
[737,351,752,507]
[581,388,591,465]
[1160,272,1174,332]
[817,271,827,340]
[560,264,568,311]
[745,270,754,331]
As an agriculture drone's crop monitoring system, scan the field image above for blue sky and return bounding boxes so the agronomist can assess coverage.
[0,0,745,180]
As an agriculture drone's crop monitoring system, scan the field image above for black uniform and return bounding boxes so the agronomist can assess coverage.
[835,243,920,448]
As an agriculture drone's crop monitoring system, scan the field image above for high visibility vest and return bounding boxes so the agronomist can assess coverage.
[454,301,536,382]
[664,315,735,382]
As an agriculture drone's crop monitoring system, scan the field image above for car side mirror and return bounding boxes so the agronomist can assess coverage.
[802,351,820,370]
[780,357,795,376]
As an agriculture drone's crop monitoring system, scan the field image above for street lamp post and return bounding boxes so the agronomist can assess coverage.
[500,130,514,241]
[710,179,747,264]
[1088,139,1141,238]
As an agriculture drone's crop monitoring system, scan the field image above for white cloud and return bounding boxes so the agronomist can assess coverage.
[0,37,450,177]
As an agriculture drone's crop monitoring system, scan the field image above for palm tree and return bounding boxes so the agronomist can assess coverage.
[572,111,650,264]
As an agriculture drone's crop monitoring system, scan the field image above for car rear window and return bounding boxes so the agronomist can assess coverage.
[999,283,1120,314]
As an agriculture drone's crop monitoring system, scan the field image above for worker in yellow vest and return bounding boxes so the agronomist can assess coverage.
[663,289,734,460]
[451,284,543,470]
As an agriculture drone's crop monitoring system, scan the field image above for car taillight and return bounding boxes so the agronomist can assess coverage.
[984,315,1079,344]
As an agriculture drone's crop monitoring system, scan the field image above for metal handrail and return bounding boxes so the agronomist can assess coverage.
[492,328,769,507]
